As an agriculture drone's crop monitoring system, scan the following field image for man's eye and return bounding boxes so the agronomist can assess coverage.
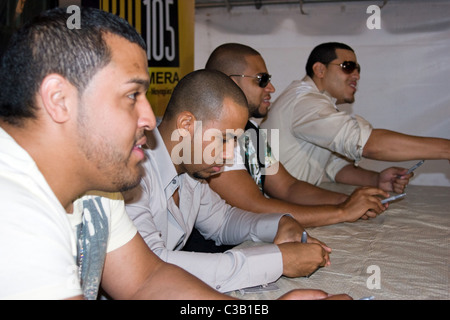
[128,92,138,100]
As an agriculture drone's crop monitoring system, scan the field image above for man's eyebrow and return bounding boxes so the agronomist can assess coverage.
[126,78,150,88]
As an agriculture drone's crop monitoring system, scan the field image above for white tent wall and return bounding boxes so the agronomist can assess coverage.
[194,0,450,186]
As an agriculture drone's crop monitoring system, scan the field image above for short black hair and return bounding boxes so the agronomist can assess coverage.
[0,7,146,126]
[305,42,354,77]
[205,43,261,75]
[163,69,248,123]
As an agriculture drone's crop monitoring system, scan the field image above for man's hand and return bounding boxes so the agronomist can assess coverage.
[278,242,330,278]
[274,215,331,252]
[338,187,389,222]
[378,167,412,193]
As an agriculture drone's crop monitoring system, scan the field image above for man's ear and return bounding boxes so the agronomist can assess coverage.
[176,111,196,137]
[39,74,74,123]
[312,62,326,79]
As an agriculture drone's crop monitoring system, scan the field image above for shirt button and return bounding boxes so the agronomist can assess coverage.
[216,285,221,290]
[172,179,177,184]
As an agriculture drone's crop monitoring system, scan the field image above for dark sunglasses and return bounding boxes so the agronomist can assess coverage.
[329,61,361,74]
[229,73,272,88]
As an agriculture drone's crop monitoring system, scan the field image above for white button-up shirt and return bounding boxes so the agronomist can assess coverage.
[124,128,285,293]
[261,76,373,185]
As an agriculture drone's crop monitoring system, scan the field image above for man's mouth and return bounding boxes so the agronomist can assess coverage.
[212,165,224,173]
[349,82,358,92]
[132,136,147,160]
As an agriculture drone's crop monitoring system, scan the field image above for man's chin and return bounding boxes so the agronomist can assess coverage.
[118,169,144,192]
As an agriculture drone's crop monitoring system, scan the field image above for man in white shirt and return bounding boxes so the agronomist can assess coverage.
[124,70,334,293]
[261,42,450,186]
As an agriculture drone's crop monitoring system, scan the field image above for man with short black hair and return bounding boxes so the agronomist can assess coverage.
[261,42,450,187]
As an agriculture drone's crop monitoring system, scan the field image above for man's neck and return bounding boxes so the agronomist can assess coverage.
[155,122,185,176]
[1,121,88,210]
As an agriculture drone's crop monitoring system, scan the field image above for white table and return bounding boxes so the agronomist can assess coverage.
[229,183,450,300]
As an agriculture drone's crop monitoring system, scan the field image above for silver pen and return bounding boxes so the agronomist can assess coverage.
[407,160,425,174]
[301,231,307,243]
[381,193,406,204]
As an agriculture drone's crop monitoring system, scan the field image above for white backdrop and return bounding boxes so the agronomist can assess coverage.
[194,0,450,186]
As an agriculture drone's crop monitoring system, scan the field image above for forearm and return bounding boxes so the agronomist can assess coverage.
[335,164,379,187]
[132,261,232,300]
[272,179,348,205]
[208,170,346,227]
[242,195,348,228]
[364,129,450,161]
[102,234,232,300]
[264,166,348,205]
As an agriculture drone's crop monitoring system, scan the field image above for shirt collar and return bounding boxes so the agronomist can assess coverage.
[302,75,338,106]
[146,128,180,198]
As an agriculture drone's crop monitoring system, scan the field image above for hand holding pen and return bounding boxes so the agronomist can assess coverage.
[379,160,425,194]
[398,160,425,179]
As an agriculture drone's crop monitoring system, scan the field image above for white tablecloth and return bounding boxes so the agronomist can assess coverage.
[229,183,450,300]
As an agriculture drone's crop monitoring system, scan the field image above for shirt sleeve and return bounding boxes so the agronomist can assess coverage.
[189,184,285,292]
[291,93,373,163]
[324,153,353,182]
[125,175,285,293]
[160,243,282,293]
[99,192,138,253]
[194,183,285,244]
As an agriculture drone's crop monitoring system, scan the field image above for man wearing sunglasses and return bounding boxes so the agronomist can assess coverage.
[261,42,450,189]
[203,43,391,228]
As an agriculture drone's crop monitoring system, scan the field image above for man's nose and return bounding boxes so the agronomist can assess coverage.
[221,139,235,163]
[138,99,156,131]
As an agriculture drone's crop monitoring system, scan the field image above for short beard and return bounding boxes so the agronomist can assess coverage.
[192,172,209,181]
[249,104,267,119]
[117,173,142,192]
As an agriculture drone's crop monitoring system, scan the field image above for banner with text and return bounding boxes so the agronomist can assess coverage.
[83,0,194,117]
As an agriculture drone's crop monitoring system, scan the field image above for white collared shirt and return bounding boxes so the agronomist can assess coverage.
[125,128,285,293]
[261,76,373,185]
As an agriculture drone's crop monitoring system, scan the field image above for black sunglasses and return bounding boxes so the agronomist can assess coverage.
[229,73,272,88]
[329,61,361,74]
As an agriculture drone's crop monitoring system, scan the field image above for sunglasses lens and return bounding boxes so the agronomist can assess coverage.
[258,74,271,88]
[342,61,360,74]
